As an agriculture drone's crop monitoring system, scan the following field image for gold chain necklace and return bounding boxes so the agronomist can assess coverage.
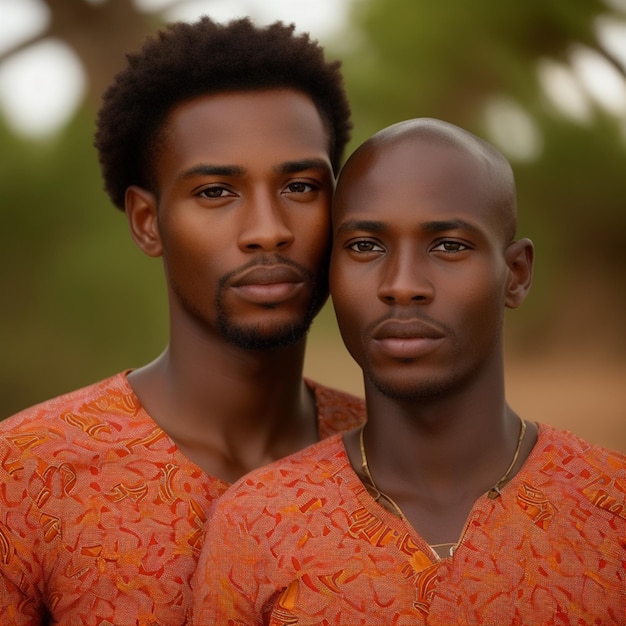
[358,416,527,554]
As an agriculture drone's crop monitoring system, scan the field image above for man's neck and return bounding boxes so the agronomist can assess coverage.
[344,371,536,546]
[361,386,514,491]
[127,335,318,481]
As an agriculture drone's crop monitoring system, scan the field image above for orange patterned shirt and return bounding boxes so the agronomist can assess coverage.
[0,372,365,626]
[193,425,626,625]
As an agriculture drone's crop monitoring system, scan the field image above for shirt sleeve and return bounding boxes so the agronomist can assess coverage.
[0,443,46,626]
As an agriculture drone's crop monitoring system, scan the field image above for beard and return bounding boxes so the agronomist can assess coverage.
[364,366,454,401]
[359,330,501,402]
[215,296,322,350]
[214,256,329,351]
[354,314,461,401]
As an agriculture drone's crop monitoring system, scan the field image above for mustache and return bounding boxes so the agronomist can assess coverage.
[364,310,452,340]
[218,254,316,290]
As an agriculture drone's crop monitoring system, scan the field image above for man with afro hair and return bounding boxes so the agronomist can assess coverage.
[0,16,363,625]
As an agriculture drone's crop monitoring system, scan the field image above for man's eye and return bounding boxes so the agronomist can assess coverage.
[432,241,468,253]
[198,186,230,199]
[348,240,384,253]
[285,181,315,194]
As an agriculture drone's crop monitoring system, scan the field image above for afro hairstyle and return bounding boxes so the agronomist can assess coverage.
[94,16,352,210]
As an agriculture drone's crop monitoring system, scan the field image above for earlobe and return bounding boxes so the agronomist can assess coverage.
[504,238,534,309]
[125,185,163,257]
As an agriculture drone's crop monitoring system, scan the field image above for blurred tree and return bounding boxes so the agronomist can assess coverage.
[335,0,626,354]
[0,0,169,103]
[0,0,179,416]
[337,0,625,138]
[0,110,168,416]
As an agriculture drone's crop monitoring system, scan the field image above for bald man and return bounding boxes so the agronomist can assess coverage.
[192,118,625,625]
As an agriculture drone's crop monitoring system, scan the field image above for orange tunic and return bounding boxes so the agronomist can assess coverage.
[193,425,626,625]
[0,372,365,625]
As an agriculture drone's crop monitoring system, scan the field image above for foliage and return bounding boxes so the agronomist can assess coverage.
[0,110,167,416]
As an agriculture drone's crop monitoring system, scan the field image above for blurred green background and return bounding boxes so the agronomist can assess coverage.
[1,0,625,450]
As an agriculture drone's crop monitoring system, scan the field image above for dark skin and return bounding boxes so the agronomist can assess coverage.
[331,119,536,558]
[123,90,334,482]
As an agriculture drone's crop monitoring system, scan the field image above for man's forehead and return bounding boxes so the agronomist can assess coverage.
[154,90,333,178]
[334,136,515,242]
[337,140,488,208]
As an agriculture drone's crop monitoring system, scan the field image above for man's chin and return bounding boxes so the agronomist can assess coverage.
[215,287,325,351]
[218,320,312,351]
[366,370,451,401]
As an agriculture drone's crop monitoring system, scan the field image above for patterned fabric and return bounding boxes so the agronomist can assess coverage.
[0,372,365,626]
[193,424,626,625]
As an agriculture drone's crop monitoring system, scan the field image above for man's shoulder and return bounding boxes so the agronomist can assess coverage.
[207,433,357,552]
[220,433,349,505]
[537,423,626,468]
[306,378,365,437]
[535,423,626,520]
[0,371,137,436]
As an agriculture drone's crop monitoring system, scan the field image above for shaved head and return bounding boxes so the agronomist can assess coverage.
[337,118,517,245]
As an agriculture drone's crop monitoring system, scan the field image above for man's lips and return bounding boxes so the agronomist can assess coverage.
[231,265,304,287]
[230,265,305,304]
[371,318,445,341]
[370,318,445,359]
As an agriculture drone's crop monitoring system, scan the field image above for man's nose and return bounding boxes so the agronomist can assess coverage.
[377,249,434,305]
[237,192,295,252]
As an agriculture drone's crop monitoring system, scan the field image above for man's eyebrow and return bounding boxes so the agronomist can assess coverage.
[179,164,246,180]
[336,219,386,234]
[336,218,483,235]
[178,159,330,180]
[276,159,331,175]
[422,219,482,234]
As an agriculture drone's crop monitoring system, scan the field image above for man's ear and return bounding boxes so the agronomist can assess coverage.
[125,185,163,257]
[504,238,534,309]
